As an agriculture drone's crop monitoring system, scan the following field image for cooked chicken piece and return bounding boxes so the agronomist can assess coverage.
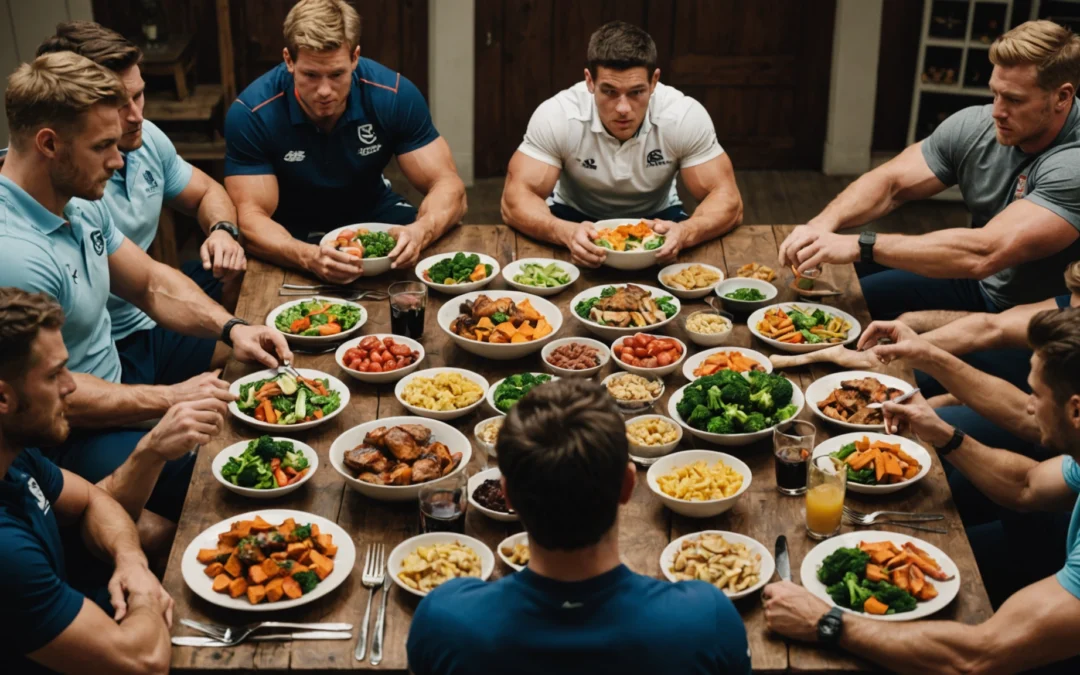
[398,424,433,445]
[443,452,464,476]
[343,446,390,474]
[848,407,883,425]
[387,464,412,485]
[471,295,513,318]
[835,389,865,411]
[383,427,422,462]
[364,426,389,448]
[887,388,904,400]
[411,455,442,483]
[822,405,848,421]
[357,472,385,485]
[841,378,887,398]
[629,311,646,327]
[429,441,452,470]
[592,309,631,326]
[817,390,838,410]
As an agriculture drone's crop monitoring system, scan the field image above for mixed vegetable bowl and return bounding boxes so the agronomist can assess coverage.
[237,373,342,426]
[274,299,364,337]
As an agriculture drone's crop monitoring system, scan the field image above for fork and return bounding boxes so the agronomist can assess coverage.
[279,360,304,381]
[278,289,389,301]
[843,506,945,523]
[180,619,353,647]
[843,517,947,534]
[866,388,921,410]
[282,283,360,291]
[355,543,386,661]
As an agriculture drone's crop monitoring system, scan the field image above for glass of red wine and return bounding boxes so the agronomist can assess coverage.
[418,472,468,534]
[389,281,427,339]
[773,420,816,496]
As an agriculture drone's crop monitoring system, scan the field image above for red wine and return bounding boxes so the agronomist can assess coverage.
[775,447,809,495]
[390,293,425,338]
[419,491,465,533]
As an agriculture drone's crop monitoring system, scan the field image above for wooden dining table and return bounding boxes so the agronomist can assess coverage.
[163,224,993,673]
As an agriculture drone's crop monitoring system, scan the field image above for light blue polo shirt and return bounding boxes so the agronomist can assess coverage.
[103,120,193,340]
[1057,456,1080,599]
[0,175,125,383]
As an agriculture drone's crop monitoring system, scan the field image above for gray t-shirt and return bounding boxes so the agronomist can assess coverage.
[921,100,1080,309]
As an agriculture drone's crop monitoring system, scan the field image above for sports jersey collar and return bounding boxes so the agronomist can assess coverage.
[286,72,366,129]
[0,174,69,235]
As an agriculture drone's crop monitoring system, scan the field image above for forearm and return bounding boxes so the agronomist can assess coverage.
[137,263,233,338]
[414,176,466,243]
[67,374,170,426]
[116,600,172,674]
[919,312,998,355]
[194,181,238,234]
[80,485,148,566]
[872,229,996,278]
[682,188,743,245]
[501,186,576,246]
[239,209,315,272]
[840,615,987,675]
[944,434,1042,511]
[96,438,167,521]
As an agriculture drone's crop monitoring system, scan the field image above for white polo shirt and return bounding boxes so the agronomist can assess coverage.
[518,81,724,219]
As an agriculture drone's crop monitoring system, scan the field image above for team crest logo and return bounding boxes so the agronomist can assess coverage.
[358,124,378,145]
[580,158,597,170]
[1013,175,1027,201]
[646,149,671,167]
[27,477,50,514]
[143,170,158,189]
[91,230,105,256]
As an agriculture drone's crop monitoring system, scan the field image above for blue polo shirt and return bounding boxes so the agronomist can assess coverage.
[0,175,125,382]
[407,564,752,675]
[224,58,439,239]
[1,450,85,674]
[104,120,193,341]
[1057,456,1080,600]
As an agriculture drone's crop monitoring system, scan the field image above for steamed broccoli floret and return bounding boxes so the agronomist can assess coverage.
[776,404,799,422]
[282,449,309,471]
[688,404,713,430]
[237,462,273,489]
[721,381,751,407]
[254,435,290,461]
[742,412,768,433]
[695,371,743,391]
[747,369,771,389]
[706,415,735,434]
[750,388,775,414]
[292,523,312,540]
[844,572,874,610]
[866,580,918,614]
[292,570,320,594]
[817,547,871,585]
[722,403,748,426]
[677,387,707,419]
[827,580,849,607]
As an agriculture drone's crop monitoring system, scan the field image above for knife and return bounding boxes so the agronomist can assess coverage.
[172,631,352,647]
[775,535,791,582]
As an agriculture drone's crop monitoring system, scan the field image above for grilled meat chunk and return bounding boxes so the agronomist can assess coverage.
[384,427,422,462]
[398,424,432,445]
[343,446,390,474]
[411,455,442,483]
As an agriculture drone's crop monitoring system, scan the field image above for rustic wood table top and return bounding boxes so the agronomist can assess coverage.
[164,225,993,673]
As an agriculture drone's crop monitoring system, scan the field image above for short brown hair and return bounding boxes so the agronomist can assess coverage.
[36,21,142,72]
[990,20,1080,91]
[5,51,129,149]
[587,21,657,79]
[496,379,628,550]
[1066,261,1080,296]
[0,288,65,381]
[1028,307,1080,403]
[284,0,361,61]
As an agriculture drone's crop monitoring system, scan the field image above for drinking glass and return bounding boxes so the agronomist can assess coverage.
[389,281,427,339]
[418,472,468,534]
[773,420,816,495]
[805,455,846,540]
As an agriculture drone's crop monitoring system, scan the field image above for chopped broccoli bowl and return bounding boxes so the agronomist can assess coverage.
[670,369,802,442]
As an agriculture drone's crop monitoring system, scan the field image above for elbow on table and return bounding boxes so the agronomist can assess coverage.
[112,641,171,675]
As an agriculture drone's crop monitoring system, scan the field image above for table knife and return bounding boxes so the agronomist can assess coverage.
[775,535,791,582]
[172,631,352,647]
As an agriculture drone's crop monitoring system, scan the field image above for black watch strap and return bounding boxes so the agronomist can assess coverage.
[817,607,844,646]
[934,427,966,457]
[220,317,249,347]
[858,231,877,265]
[210,221,240,241]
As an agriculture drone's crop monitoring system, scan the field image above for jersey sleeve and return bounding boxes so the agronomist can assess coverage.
[920,105,986,187]
[143,122,193,200]
[0,235,71,312]
[1056,457,1080,600]
[89,202,125,255]
[517,97,569,168]
[224,100,276,177]
[23,450,65,504]
[1023,150,1080,231]
[675,99,725,168]
[714,592,753,674]
[389,74,440,156]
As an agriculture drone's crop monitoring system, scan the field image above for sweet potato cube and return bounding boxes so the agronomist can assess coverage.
[278,518,296,537]
[265,578,285,602]
[315,534,337,557]
[868,548,894,565]
[197,548,221,564]
[248,564,269,586]
[228,577,248,598]
[233,521,253,539]
[476,316,494,330]
[223,553,243,578]
[510,332,529,343]
[282,577,303,599]
[250,515,274,532]
[883,453,903,477]
[489,330,511,344]
[534,319,552,338]
[494,322,516,338]
[246,584,266,605]
[903,464,920,479]
[865,564,887,582]
[863,597,890,615]
[892,565,911,591]
[310,524,320,538]
[212,574,231,593]
[308,550,335,580]
[855,437,871,453]
[261,558,280,579]
[875,456,887,482]
[287,542,309,560]
[297,549,313,566]
[290,563,310,576]
[204,562,225,578]
[916,582,938,601]
[517,299,541,322]
[909,564,926,595]
[515,322,535,338]
[271,551,289,561]
[217,531,240,547]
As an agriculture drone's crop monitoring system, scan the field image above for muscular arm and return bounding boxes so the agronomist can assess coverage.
[226,173,315,269]
[65,374,170,427]
[167,165,237,232]
[500,151,576,245]
[676,153,743,245]
[396,137,467,246]
[53,469,147,566]
[917,297,1063,354]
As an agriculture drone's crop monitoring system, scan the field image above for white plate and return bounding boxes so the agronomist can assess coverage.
[468,467,519,522]
[569,284,681,340]
[611,334,688,378]
[266,298,366,347]
[180,509,356,612]
[805,371,914,431]
[540,337,610,379]
[497,532,529,572]
[660,530,774,600]
[388,532,496,597]
[335,334,425,384]
[486,373,558,416]
[328,416,472,502]
[437,290,562,360]
[748,302,862,353]
[502,258,579,296]
[800,531,960,621]
[229,368,350,433]
[211,437,319,499]
[811,432,932,495]
[714,278,778,312]
[657,263,725,299]
[394,367,490,421]
[416,252,501,295]
[681,346,774,382]
[593,218,664,270]
[473,416,503,459]
[625,413,683,460]
[646,450,752,518]
[667,380,805,446]
[319,223,397,277]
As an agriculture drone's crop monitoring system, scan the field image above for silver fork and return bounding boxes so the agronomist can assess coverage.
[370,570,391,665]
[180,619,353,647]
[354,543,386,661]
[278,289,389,301]
[843,517,947,534]
[280,360,304,381]
[843,506,945,523]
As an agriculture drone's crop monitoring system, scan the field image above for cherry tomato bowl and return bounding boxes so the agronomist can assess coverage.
[611,333,687,378]
[335,334,425,384]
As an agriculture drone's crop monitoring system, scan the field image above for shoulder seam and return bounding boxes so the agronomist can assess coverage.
[250,91,285,113]
[359,73,400,94]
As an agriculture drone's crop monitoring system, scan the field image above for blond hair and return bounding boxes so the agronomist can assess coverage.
[5,51,128,149]
[283,0,361,61]
[989,20,1080,91]
[1066,261,1080,295]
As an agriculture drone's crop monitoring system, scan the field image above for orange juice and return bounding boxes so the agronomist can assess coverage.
[805,483,845,538]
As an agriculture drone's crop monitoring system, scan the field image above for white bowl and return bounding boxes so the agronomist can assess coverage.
[611,334,688,378]
[811,432,932,495]
[667,380,805,446]
[804,371,914,431]
[540,337,610,379]
[468,468,519,522]
[394,367,490,421]
[592,218,664,270]
[625,414,683,460]
[646,450,752,518]
[416,252,501,295]
[228,368,350,433]
[748,302,862,353]
[714,278,779,312]
[328,416,472,502]
[473,416,504,459]
[486,373,558,416]
[211,437,319,498]
[266,297,367,347]
[335,334,425,384]
[602,372,665,413]
[437,290,563,360]
[681,346,774,382]
[502,258,579,296]
[497,532,529,571]
[388,532,496,597]
[319,223,397,277]
[657,263,725,300]
[180,509,355,612]
[569,284,681,341]
[682,309,735,348]
[660,530,774,600]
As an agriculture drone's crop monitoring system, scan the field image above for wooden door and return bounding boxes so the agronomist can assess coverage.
[474,0,836,177]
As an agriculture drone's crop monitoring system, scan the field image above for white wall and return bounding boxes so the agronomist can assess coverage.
[822,0,883,175]
[428,0,474,186]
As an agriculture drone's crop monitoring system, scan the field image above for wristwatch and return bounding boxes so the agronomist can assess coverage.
[817,607,845,646]
[858,231,877,265]
[934,427,966,458]
[210,221,240,241]
[220,317,249,347]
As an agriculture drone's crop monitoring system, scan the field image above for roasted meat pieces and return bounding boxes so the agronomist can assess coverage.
[817,377,904,425]
[588,284,667,328]
[346,424,463,486]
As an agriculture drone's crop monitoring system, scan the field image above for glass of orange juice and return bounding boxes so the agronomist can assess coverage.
[805,455,846,539]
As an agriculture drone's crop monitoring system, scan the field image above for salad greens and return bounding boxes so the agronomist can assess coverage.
[724,287,766,301]
[237,373,341,425]
[274,299,363,336]
[513,262,570,288]
[357,231,396,258]
[493,373,552,412]
[425,252,493,285]
[675,370,797,434]
[221,435,310,489]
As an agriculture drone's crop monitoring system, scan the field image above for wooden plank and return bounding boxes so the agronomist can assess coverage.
[473,0,505,178]
[667,55,796,87]
[144,85,224,122]
[216,0,237,103]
